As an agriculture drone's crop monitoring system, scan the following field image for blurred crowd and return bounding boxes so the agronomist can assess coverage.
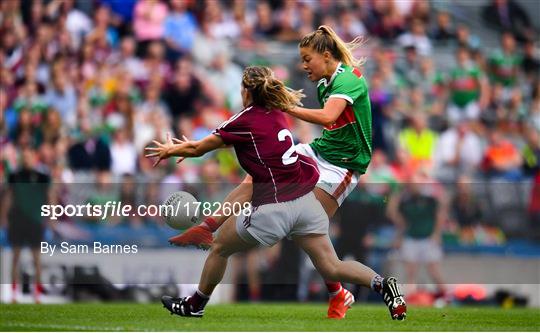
[0,0,539,241]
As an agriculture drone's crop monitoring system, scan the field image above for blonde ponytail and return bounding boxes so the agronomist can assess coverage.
[242,66,304,112]
[299,25,365,67]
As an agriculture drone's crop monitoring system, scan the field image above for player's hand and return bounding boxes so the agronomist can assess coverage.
[144,132,175,167]
[171,135,190,164]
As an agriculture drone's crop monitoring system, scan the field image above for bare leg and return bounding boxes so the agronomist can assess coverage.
[293,234,377,287]
[246,250,261,300]
[11,247,22,302]
[404,261,419,293]
[31,248,42,285]
[426,261,446,292]
[313,187,339,219]
[198,216,255,296]
[206,175,253,228]
[11,247,22,287]
[295,234,407,321]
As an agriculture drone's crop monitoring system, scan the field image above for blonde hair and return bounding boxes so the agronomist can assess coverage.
[299,25,365,67]
[242,66,304,112]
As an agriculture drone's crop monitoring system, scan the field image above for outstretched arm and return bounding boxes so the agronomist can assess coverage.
[285,98,347,127]
[145,133,226,167]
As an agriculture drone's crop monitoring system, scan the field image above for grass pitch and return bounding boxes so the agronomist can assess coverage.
[1,303,539,331]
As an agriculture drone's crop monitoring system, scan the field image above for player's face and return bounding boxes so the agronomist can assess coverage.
[300,47,327,82]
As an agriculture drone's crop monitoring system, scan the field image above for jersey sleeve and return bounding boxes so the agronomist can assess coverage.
[328,72,365,105]
[213,110,251,145]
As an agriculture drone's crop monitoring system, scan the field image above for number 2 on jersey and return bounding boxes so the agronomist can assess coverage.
[278,129,298,165]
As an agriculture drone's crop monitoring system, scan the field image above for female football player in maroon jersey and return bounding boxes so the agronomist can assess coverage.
[146,66,404,319]
[164,26,406,320]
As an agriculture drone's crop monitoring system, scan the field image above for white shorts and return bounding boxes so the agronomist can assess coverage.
[447,102,480,125]
[235,192,328,247]
[295,143,360,206]
[401,238,443,263]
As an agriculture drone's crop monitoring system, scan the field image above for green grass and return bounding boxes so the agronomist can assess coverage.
[1,303,539,331]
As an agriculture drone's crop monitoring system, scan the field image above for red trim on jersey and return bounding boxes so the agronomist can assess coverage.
[332,170,353,199]
[352,67,362,78]
[325,106,356,130]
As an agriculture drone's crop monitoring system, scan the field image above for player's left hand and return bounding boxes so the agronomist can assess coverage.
[145,132,175,167]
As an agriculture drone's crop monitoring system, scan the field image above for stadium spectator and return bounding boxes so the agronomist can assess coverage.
[450,175,485,228]
[40,108,63,145]
[336,10,369,43]
[162,57,204,124]
[86,4,119,50]
[99,0,137,36]
[110,128,137,176]
[134,82,171,151]
[67,118,111,172]
[48,0,93,50]
[84,171,119,223]
[398,113,438,167]
[133,0,168,56]
[433,120,483,182]
[455,24,481,51]
[521,40,540,82]
[109,35,145,81]
[418,55,445,103]
[369,71,393,151]
[446,47,489,125]
[488,32,521,92]
[4,146,50,303]
[274,4,302,42]
[163,0,197,62]
[397,19,432,56]
[365,0,405,40]
[394,45,421,87]
[204,51,243,111]
[191,17,231,69]
[482,0,534,42]
[529,82,540,132]
[482,128,523,180]
[522,126,540,177]
[407,0,431,25]
[44,66,78,130]
[387,170,447,297]
[253,1,279,39]
[205,0,241,40]
[20,0,46,38]
[297,2,316,37]
[431,10,456,43]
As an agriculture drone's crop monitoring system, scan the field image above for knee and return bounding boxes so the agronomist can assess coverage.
[211,240,232,258]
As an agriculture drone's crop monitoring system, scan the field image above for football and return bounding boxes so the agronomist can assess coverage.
[161,191,200,230]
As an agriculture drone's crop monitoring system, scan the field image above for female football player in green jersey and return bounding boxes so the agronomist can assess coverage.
[167,26,406,320]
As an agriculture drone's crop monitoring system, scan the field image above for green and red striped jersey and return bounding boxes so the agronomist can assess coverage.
[310,63,372,173]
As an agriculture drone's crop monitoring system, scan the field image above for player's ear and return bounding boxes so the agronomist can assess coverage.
[322,50,332,63]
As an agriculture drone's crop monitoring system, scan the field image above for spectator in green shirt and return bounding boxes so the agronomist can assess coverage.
[447,47,489,125]
[488,32,522,91]
[387,170,447,297]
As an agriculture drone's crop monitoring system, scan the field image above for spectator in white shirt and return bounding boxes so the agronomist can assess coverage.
[433,120,483,182]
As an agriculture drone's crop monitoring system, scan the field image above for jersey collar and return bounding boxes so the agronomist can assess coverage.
[317,62,343,88]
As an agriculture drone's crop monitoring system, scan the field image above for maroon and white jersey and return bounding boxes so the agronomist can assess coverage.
[213,105,319,206]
